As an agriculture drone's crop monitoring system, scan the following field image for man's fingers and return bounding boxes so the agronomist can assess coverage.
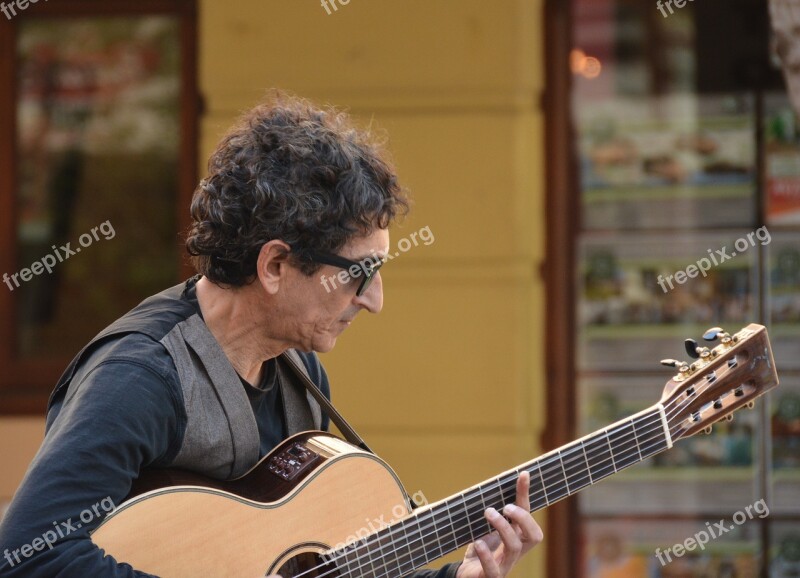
[515,470,531,512]
[503,504,544,548]
[485,507,522,574]
[474,539,501,578]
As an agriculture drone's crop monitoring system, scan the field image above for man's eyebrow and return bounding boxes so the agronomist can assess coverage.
[353,252,387,262]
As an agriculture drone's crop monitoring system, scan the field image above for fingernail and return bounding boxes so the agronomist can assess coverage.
[503,504,517,515]
[486,507,499,518]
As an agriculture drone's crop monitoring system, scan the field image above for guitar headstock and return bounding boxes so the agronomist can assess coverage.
[659,324,779,441]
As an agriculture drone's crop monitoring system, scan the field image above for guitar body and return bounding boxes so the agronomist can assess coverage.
[91,431,412,577]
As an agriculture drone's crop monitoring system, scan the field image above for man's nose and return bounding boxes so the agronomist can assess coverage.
[354,272,383,313]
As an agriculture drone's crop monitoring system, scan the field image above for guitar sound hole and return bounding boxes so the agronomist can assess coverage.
[273,552,341,577]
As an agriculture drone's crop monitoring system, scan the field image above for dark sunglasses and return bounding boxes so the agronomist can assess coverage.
[305,249,385,296]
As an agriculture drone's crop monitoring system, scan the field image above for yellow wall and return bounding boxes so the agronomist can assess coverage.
[201,0,546,573]
[1,1,548,575]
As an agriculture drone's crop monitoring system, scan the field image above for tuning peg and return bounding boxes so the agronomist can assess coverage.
[725,414,734,422]
[703,327,725,341]
[746,401,755,409]
[713,398,723,409]
[702,426,713,435]
[661,359,682,367]
[685,338,700,359]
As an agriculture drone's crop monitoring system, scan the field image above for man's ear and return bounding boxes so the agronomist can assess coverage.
[256,240,292,295]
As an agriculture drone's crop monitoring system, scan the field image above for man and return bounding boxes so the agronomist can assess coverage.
[0,94,542,577]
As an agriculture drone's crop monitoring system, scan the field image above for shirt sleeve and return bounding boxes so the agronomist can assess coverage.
[0,338,184,578]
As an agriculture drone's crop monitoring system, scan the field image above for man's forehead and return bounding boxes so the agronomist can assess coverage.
[343,230,389,256]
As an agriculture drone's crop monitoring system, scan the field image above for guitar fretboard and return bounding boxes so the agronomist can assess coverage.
[328,404,672,578]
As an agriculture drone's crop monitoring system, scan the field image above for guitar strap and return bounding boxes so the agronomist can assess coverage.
[280,350,374,455]
[281,354,419,511]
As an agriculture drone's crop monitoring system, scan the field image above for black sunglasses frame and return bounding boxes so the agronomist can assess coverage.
[305,249,385,296]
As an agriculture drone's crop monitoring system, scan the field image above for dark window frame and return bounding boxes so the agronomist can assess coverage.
[543,0,580,575]
[0,0,198,414]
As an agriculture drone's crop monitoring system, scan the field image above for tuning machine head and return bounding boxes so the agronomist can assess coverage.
[685,338,700,359]
[704,326,733,347]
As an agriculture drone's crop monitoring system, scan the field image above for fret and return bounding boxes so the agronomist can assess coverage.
[477,484,488,516]
[345,537,372,577]
[630,416,644,461]
[449,497,474,549]
[372,519,413,578]
[382,522,408,578]
[583,430,616,483]
[558,452,571,494]
[498,474,517,507]
[561,440,592,493]
[581,440,594,485]
[437,499,461,554]
[319,553,345,578]
[525,463,546,510]
[539,455,570,503]
[356,533,380,578]
[605,430,618,473]
[364,536,379,578]
[385,518,415,576]
[609,420,641,470]
[368,528,396,578]
[335,541,358,578]
[417,510,444,565]
[405,516,432,570]
[460,492,477,543]
[467,487,492,537]
[535,460,550,506]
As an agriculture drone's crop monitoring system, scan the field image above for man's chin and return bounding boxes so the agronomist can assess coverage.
[312,336,337,354]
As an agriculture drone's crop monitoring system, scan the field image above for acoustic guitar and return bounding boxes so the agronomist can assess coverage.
[91,324,779,577]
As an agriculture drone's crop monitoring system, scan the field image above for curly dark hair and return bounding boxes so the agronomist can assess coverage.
[186,92,409,286]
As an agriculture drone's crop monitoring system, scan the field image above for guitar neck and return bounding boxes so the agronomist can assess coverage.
[330,403,673,577]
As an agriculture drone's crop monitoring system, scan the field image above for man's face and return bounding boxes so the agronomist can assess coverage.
[277,228,389,353]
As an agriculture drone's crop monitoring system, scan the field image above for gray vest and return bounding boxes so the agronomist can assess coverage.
[161,313,322,479]
[49,280,323,481]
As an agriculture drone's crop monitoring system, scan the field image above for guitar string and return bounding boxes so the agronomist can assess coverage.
[292,409,670,578]
[298,390,712,578]
[369,377,728,577]
[362,375,729,578]
[295,385,706,578]
[309,414,667,578]
[340,414,671,578]
[293,370,729,578]
[352,376,725,578]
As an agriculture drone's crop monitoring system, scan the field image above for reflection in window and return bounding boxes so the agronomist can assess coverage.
[16,17,181,358]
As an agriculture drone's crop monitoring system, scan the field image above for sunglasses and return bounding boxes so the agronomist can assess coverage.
[305,249,385,296]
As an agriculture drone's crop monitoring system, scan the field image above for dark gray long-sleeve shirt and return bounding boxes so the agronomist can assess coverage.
[0,281,459,578]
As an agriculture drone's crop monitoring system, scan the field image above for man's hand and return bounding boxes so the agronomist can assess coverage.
[456,472,543,578]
